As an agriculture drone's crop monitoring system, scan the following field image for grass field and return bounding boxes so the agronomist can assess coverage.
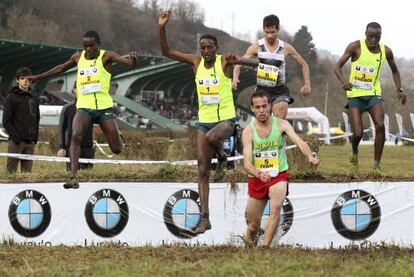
[1,140,414,276]
[0,141,413,183]
[1,244,414,276]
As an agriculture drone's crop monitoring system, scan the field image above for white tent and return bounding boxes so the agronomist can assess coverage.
[287,107,331,143]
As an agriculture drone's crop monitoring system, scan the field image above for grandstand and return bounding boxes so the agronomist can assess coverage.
[0,39,256,131]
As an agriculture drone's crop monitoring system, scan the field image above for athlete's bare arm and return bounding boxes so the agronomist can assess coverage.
[232,43,259,90]
[223,54,258,79]
[242,126,271,182]
[27,53,79,82]
[284,42,311,96]
[335,41,360,91]
[159,10,200,71]
[103,51,137,69]
[278,119,319,166]
[385,46,406,105]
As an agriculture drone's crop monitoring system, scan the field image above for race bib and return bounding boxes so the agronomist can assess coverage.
[257,63,279,87]
[198,78,220,105]
[352,65,375,90]
[79,66,101,94]
[254,150,279,177]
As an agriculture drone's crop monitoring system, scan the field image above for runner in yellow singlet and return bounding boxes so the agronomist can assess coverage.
[335,22,407,174]
[159,10,258,234]
[28,31,137,188]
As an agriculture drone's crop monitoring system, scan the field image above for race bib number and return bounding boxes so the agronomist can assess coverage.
[198,78,220,105]
[352,65,375,90]
[254,150,279,177]
[257,63,279,87]
[79,66,101,94]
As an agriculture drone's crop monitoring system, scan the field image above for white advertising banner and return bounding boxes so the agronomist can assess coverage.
[1,182,414,248]
[410,113,414,132]
[396,113,403,135]
[384,114,390,141]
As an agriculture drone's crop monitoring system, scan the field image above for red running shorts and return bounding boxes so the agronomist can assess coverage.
[247,171,289,200]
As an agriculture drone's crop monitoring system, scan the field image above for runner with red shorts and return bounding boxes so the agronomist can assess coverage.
[242,91,319,248]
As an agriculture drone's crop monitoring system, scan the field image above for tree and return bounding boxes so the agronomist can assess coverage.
[291,25,318,76]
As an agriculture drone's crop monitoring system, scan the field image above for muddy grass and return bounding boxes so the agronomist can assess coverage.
[1,244,414,276]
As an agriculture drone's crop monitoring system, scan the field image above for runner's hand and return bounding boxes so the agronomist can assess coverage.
[159,11,171,27]
[57,149,66,157]
[129,51,138,65]
[258,171,271,182]
[342,81,352,91]
[26,75,39,84]
[300,83,311,96]
[398,91,407,105]
[232,78,239,90]
[308,156,320,167]
[224,54,239,64]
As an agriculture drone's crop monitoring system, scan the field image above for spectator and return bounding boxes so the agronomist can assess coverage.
[57,81,94,171]
[2,67,40,173]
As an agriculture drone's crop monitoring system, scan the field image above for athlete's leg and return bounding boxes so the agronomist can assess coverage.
[272,102,288,119]
[368,103,385,167]
[99,118,123,154]
[193,129,215,234]
[245,197,267,245]
[348,107,364,155]
[206,121,234,181]
[263,181,287,248]
[69,112,92,179]
[205,121,234,159]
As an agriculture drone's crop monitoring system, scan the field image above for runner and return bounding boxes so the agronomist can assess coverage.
[233,14,311,119]
[335,22,407,173]
[159,10,258,234]
[242,91,319,248]
[28,31,137,188]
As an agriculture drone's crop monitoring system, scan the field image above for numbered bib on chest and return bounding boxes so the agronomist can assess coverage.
[254,149,279,177]
[198,78,220,105]
[352,65,375,90]
[257,63,279,87]
[79,66,101,94]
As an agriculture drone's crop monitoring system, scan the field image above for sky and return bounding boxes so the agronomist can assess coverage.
[185,0,413,59]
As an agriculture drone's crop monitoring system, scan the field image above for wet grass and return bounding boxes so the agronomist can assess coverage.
[0,140,413,183]
[1,244,414,276]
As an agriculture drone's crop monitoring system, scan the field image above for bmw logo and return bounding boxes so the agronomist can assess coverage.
[85,189,129,238]
[163,189,201,238]
[331,190,381,240]
[246,197,294,237]
[9,190,51,238]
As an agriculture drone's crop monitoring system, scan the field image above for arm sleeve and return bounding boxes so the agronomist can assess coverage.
[2,96,20,143]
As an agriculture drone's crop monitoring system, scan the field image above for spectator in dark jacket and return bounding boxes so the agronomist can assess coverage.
[2,67,40,173]
[57,82,94,170]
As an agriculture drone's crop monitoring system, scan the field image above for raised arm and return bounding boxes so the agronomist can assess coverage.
[232,43,258,90]
[27,53,79,83]
[158,10,199,67]
[335,42,356,91]
[278,119,319,166]
[285,43,311,96]
[385,46,407,105]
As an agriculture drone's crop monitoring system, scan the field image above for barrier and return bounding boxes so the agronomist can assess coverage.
[2,181,414,248]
